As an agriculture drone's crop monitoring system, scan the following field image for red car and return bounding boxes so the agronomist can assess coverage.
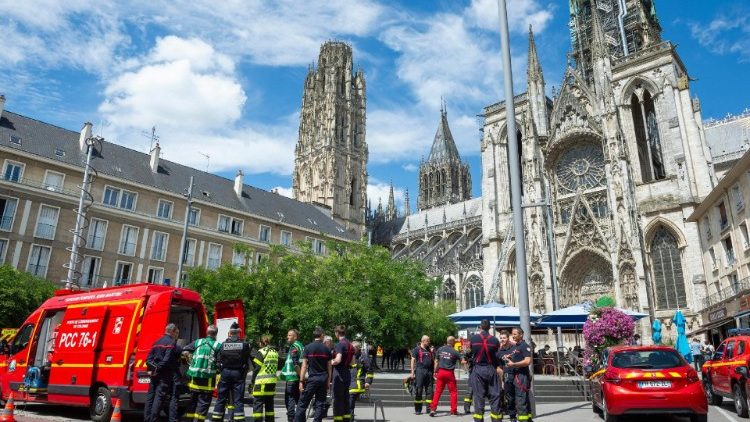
[590,345,708,422]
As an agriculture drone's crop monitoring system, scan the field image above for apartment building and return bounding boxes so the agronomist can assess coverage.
[688,149,750,343]
[0,101,356,288]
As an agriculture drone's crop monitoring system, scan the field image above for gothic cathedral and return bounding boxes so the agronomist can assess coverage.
[293,41,368,238]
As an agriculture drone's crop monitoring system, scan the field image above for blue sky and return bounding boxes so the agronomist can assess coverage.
[1,0,749,213]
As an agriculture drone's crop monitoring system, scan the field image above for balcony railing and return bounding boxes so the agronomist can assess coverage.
[703,276,750,309]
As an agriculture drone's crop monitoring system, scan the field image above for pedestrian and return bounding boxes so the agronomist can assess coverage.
[410,335,434,415]
[322,335,334,417]
[703,339,715,362]
[690,338,703,371]
[281,329,305,422]
[330,325,354,421]
[505,327,533,422]
[251,335,279,422]
[211,322,251,422]
[294,327,332,422]
[429,336,460,417]
[349,341,374,418]
[462,343,475,415]
[496,330,515,421]
[469,320,502,422]
[182,324,222,422]
[144,323,181,422]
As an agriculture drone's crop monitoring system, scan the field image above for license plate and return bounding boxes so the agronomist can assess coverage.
[637,381,672,388]
[137,377,151,384]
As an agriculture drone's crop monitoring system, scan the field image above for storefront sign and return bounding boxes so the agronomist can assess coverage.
[739,294,750,313]
[709,308,728,322]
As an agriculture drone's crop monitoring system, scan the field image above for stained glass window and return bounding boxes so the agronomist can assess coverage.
[443,278,457,302]
[463,276,484,309]
[651,227,687,309]
[555,143,606,194]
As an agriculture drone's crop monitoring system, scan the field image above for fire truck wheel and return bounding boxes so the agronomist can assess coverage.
[734,383,749,417]
[89,385,113,422]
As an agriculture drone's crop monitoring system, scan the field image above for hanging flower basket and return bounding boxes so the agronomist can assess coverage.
[583,306,636,370]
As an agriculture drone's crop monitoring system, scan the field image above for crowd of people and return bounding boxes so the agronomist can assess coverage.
[142,323,374,422]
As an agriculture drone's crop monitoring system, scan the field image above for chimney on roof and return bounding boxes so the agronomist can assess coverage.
[0,94,5,120]
[150,142,161,173]
[79,122,93,152]
[234,170,244,196]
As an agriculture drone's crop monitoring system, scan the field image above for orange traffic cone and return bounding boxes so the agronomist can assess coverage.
[0,392,15,422]
[110,398,122,422]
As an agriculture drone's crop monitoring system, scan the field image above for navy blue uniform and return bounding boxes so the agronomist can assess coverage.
[212,336,251,421]
[497,343,516,418]
[349,353,374,416]
[294,340,332,422]
[144,334,181,422]
[469,331,501,422]
[332,338,354,420]
[411,346,434,414]
[507,340,533,421]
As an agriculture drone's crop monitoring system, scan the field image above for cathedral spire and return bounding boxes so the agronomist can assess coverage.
[428,104,461,163]
[527,25,548,137]
[590,0,608,60]
[404,188,411,216]
[527,25,544,85]
[385,182,397,220]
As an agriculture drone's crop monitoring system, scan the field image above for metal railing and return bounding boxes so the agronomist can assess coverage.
[703,276,750,309]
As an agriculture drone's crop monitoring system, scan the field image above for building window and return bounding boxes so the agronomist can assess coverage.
[232,249,246,267]
[630,90,665,182]
[443,278,457,302]
[151,231,168,261]
[218,215,231,233]
[183,238,197,267]
[280,230,292,247]
[0,238,8,263]
[120,190,136,210]
[314,239,326,255]
[703,216,712,240]
[463,276,484,310]
[741,222,750,250]
[733,184,745,212]
[256,253,269,265]
[207,243,222,269]
[81,256,101,287]
[259,225,271,242]
[27,245,51,278]
[147,267,164,284]
[157,199,173,219]
[188,208,200,226]
[34,205,59,240]
[650,227,687,309]
[103,187,120,207]
[9,135,21,145]
[114,262,133,285]
[719,202,729,231]
[231,219,243,236]
[103,186,137,210]
[724,236,736,267]
[0,197,18,231]
[2,160,24,183]
[43,171,65,192]
[709,247,718,271]
[86,218,108,250]
[119,225,139,256]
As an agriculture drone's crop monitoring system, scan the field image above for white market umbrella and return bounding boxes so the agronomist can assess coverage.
[449,302,541,328]
[536,304,648,328]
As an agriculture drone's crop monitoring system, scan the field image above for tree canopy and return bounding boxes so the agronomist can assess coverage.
[0,265,56,327]
[187,241,456,348]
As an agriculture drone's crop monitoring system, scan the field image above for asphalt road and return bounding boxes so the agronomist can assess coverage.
[10,401,746,422]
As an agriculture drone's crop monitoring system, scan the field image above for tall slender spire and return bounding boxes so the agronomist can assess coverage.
[527,25,543,85]
[404,188,411,216]
[590,0,608,60]
[385,181,397,220]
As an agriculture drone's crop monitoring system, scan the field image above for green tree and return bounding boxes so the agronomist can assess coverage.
[186,240,456,348]
[0,265,56,327]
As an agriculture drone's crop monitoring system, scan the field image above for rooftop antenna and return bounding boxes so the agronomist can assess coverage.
[198,152,210,172]
[142,126,159,152]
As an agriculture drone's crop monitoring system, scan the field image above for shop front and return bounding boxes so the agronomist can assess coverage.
[698,303,737,345]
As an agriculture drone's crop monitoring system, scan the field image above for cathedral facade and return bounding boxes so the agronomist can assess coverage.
[372,0,749,332]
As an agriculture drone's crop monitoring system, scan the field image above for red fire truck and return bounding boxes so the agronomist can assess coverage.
[0,283,243,421]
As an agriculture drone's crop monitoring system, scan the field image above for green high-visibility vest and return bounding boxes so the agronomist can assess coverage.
[255,346,279,385]
[280,341,304,382]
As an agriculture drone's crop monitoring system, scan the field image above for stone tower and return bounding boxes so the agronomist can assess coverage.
[293,41,368,237]
[418,106,472,210]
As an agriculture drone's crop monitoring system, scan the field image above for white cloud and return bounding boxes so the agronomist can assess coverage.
[688,13,750,62]
[271,186,294,198]
[466,0,553,34]
[402,163,418,172]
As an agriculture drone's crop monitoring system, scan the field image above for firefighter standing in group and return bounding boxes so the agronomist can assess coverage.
[496,330,515,421]
[251,335,279,422]
[144,323,181,422]
[294,327,333,422]
[211,323,251,421]
[330,325,354,421]
[505,327,533,422]
[469,319,502,422]
[463,343,475,414]
[281,329,305,422]
[410,335,434,415]
[348,341,374,417]
[182,324,222,422]
[429,336,461,417]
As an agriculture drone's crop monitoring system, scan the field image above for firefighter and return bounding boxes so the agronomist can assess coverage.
[144,323,181,422]
[182,324,222,422]
[251,335,279,422]
[506,327,533,422]
[281,329,305,422]
[211,322,251,422]
[322,335,334,417]
[429,336,461,417]
[410,335,434,415]
[294,327,332,422]
[469,319,501,422]
[496,330,515,421]
[330,325,354,421]
[463,346,475,415]
[348,341,374,418]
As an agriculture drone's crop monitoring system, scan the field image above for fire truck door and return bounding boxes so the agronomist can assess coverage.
[48,305,108,395]
[214,300,244,342]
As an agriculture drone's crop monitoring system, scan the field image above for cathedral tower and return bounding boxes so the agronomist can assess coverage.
[418,106,472,211]
[293,41,368,237]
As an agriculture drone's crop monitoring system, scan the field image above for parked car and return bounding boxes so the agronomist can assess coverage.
[702,328,750,417]
[589,345,707,422]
